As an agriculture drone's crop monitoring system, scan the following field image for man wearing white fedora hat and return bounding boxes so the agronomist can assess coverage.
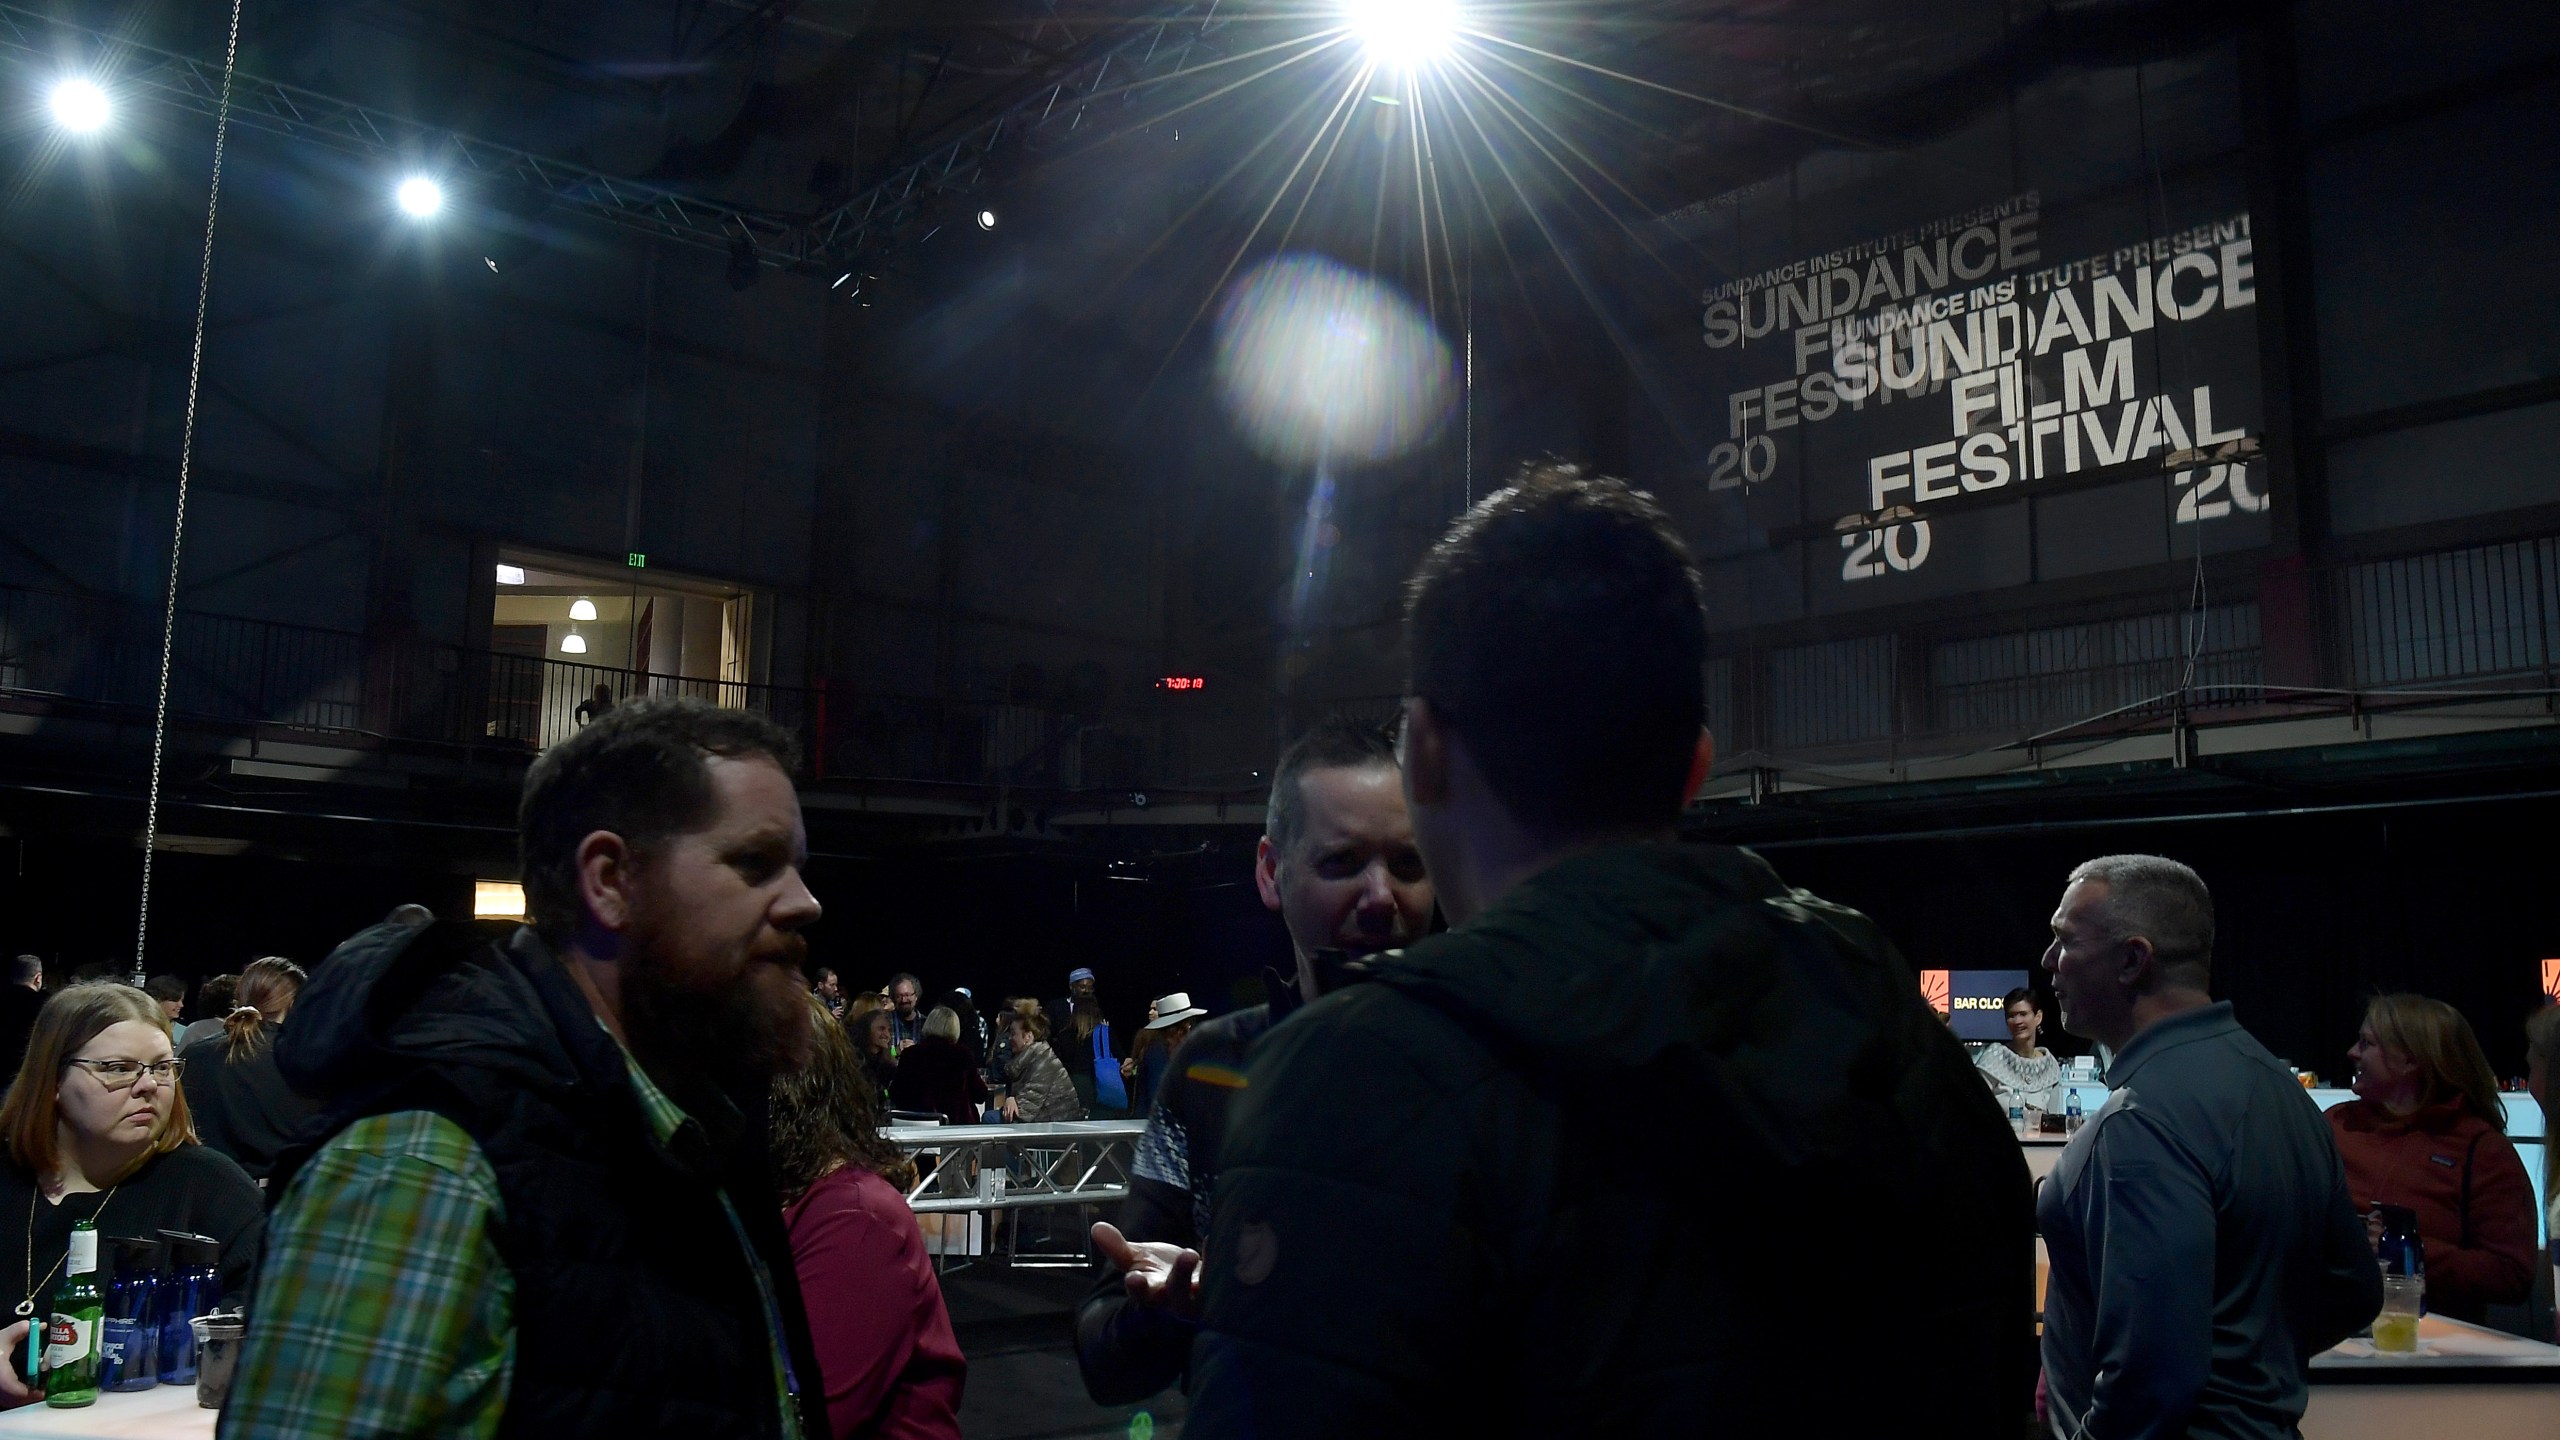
[1075,716,1432,1405]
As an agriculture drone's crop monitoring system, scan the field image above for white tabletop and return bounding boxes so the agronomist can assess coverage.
[0,1386,215,1438]
[2313,1313,2560,1376]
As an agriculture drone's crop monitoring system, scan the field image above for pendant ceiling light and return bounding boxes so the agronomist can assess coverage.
[569,597,598,621]
[560,629,588,655]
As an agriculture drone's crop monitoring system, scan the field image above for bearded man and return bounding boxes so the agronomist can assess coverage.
[223,698,830,1439]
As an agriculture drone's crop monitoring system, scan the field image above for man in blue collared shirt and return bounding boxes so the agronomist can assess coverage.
[2038,854,2379,1440]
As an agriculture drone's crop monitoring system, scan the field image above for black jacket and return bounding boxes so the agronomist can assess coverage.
[178,1022,319,1182]
[1187,843,2037,1440]
[887,1034,988,1126]
[263,920,829,1440]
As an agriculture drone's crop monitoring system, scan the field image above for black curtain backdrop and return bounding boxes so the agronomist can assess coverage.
[4,799,2548,1080]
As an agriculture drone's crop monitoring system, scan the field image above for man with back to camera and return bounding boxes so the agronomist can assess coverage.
[220,697,829,1438]
[2038,855,2379,1440]
[1074,716,1433,1404]
[1185,465,2035,1439]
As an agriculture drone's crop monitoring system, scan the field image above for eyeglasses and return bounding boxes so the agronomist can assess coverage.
[64,1057,184,1090]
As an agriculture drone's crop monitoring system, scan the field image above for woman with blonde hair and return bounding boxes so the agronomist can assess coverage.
[886,1006,989,1127]
[2327,992,2537,1322]
[0,984,261,1404]
[178,956,315,1182]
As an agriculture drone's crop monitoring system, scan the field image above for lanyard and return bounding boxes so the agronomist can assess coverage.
[714,1191,803,1438]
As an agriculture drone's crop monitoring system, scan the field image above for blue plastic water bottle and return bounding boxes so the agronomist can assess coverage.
[99,1235,160,1392]
[155,1233,219,1385]
[2007,1099,2025,1137]
[2065,1088,2085,1134]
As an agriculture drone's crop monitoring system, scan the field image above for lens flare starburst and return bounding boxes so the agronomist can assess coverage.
[1213,254,1456,466]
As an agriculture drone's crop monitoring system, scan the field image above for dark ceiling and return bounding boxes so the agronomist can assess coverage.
[139,2,2257,259]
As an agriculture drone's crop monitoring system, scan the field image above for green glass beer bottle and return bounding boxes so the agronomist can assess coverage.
[42,1219,104,1407]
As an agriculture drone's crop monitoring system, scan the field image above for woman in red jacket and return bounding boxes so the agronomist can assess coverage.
[2327,993,2537,1323]
[773,997,966,1439]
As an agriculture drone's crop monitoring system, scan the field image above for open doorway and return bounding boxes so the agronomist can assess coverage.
[486,550,757,747]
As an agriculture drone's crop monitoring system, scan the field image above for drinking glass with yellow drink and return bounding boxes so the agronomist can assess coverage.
[2372,1275,2423,1354]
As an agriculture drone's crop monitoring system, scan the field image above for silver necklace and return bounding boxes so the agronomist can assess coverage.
[17,1180,118,1319]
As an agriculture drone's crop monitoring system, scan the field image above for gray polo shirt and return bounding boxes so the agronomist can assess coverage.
[2038,1002,2380,1440]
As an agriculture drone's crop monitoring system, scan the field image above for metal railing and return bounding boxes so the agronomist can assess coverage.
[2332,535,2560,691]
[16,529,2553,793]
[1926,605,2265,738]
[880,1118,1146,1214]
[1299,534,2560,775]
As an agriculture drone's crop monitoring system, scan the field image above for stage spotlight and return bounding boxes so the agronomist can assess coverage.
[976,209,997,231]
[48,77,111,134]
[1344,0,1459,70]
[396,176,445,218]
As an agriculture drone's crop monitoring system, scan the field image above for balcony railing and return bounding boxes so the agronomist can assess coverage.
[12,529,2551,797]
[1308,534,2560,774]
[0,584,1188,791]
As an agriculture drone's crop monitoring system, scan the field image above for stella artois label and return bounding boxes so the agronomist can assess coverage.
[41,1314,95,1371]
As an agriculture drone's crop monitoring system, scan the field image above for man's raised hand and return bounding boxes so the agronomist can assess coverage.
[1091,1221,1205,1322]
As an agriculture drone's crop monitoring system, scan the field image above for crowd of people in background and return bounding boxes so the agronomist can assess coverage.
[0,466,2549,1440]
[805,957,1224,1137]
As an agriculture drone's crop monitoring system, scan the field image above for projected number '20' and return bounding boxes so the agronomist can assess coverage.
[1838,506,1933,581]
[2173,461,2267,524]
[1838,460,2267,584]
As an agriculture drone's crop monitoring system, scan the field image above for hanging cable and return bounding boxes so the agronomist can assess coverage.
[2133,65,2214,698]
[133,0,247,980]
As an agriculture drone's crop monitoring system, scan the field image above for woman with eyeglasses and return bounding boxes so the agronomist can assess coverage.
[177,956,316,1182]
[0,984,262,1405]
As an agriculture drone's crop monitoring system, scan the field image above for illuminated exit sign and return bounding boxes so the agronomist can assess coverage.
[626,552,648,568]
[1157,676,1206,691]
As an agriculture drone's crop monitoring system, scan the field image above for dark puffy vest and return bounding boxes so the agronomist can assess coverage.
[268,926,826,1439]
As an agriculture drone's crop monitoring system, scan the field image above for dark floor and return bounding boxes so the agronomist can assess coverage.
[941,1251,1189,1440]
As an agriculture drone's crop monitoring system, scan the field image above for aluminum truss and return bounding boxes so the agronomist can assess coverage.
[882,1118,1145,1213]
[0,2,782,258]
[778,1,1234,270]
[0,2,1245,275]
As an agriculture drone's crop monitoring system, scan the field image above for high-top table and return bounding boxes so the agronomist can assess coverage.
[2304,1312,2560,1439]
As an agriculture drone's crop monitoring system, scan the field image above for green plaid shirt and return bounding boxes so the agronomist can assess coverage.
[221,1039,804,1439]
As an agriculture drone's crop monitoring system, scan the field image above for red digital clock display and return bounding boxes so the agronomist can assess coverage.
[1158,676,1206,691]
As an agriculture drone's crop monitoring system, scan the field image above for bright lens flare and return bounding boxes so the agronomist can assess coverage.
[49,78,110,134]
[395,176,446,218]
[1214,255,1457,466]
[1343,0,1460,70]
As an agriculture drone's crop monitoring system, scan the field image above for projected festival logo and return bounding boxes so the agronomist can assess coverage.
[2544,957,2560,1007]
[1662,184,2269,616]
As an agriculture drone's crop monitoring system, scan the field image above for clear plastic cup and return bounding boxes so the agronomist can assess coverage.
[2372,1275,2423,1354]
[189,1316,245,1408]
